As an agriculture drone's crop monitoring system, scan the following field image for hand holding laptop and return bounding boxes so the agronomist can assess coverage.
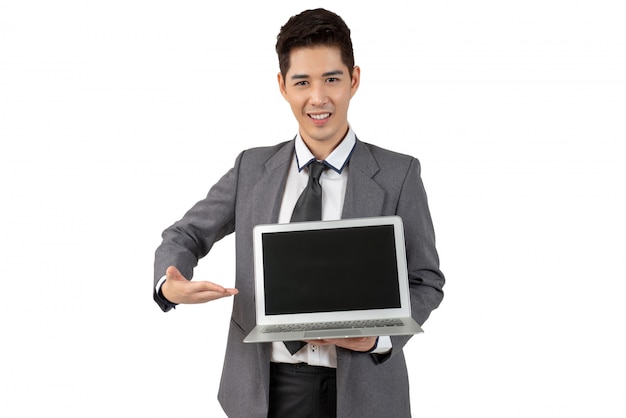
[162,266,238,304]
[305,337,378,352]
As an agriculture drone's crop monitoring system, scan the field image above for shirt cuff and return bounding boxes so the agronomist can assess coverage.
[156,275,167,292]
[155,275,177,308]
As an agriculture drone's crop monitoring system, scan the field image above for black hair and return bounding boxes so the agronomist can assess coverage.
[276,8,355,78]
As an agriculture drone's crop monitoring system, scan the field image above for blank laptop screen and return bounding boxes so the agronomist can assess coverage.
[261,224,402,315]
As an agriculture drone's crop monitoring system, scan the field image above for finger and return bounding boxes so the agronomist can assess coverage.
[304,338,339,346]
[188,281,238,297]
[189,280,231,294]
[188,288,239,303]
[197,286,239,297]
[306,337,375,351]
[336,337,377,352]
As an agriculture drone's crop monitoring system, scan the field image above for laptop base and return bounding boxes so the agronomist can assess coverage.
[244,317,422,343]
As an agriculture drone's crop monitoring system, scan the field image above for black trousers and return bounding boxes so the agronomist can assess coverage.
[268,362,337,418]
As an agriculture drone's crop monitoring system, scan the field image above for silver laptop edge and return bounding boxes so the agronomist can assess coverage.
[244,216,423,343]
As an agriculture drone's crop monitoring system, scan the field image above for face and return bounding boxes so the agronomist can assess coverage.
[278,46,360,158]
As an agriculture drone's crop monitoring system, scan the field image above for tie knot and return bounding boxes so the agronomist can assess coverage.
[308,161,326,181]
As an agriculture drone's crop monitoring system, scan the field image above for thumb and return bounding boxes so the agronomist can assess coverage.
[166,265,187,282]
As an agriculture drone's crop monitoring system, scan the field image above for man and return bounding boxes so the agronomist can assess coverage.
[154,8,444,418]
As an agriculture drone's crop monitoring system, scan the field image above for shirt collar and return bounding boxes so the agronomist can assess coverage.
[294,127,356,174]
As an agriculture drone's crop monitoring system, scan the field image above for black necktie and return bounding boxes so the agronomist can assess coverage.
[283,161,327,355]
[290,161,326,222]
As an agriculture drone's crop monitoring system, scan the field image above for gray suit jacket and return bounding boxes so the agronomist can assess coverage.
[154,138,445,418]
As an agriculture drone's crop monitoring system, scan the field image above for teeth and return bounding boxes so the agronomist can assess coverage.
[310,113,330,120]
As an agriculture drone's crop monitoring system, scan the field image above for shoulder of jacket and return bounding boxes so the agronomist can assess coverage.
[356,139,418,167]
[239,139,292,159]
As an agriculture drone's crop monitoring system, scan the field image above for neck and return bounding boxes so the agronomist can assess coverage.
[301,127,349,160]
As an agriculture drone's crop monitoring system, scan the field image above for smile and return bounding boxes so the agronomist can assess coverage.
[309,113,331,120]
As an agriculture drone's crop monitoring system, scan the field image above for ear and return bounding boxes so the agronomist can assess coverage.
[277,72,288,99]
[350,66,361,98]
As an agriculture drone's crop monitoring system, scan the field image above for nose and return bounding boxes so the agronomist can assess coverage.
[308,82,327,106]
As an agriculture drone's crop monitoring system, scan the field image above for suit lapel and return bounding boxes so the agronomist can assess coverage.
[342,140,385,219]
[250,141,294,226]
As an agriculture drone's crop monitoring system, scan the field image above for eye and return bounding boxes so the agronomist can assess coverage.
[326,77,339,83]
[294,80,309,87]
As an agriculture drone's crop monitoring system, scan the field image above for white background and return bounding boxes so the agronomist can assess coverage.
[1,1,625,417]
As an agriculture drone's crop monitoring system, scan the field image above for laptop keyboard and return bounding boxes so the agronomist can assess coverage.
[263,318,404,333]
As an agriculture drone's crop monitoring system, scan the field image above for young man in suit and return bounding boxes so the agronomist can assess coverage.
[154,8,444,418]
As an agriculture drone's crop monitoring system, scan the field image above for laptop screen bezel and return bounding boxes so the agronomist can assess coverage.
[252,216,411,326]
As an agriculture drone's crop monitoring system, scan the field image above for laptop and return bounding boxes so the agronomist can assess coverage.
[243,216,423,343]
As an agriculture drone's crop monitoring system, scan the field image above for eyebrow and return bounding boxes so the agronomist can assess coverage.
[290,70,345,80]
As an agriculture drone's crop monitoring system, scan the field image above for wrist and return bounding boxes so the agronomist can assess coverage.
[156,275,178,307]
[365,336,379,353]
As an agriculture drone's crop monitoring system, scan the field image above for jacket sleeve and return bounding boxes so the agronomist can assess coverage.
[376,157,445,362]
[152,151,244,312]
